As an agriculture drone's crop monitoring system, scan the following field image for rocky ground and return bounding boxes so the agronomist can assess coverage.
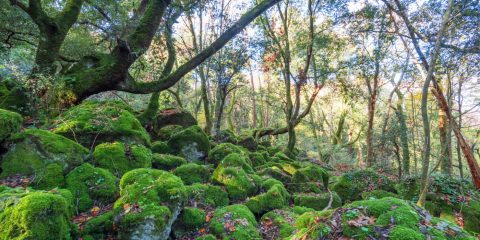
[0,101,479,239]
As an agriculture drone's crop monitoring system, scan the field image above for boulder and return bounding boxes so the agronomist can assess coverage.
[209,204,261,239]
[0,108,22,142]
[167,125,210,162]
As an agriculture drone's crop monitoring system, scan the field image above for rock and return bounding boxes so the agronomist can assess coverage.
[293,192,342,210]
[237,135,258,151]
[0,108,22,142]
[81,211,115,239]
[0,187,73,239]
[0,129,88,189]
[208,143,248,166]
[153,108,197,133]
[153,125,183,141]
[114,169,187,240]
[92,141,152,177]
[209,204,261,239]
[246,178,290,214]
[66,163,118,213]
[152,153,187,171]
[50,100,150,147]
[288,210,334,239]
[332,169,395,202]
[173,163,211,185]
[249,151,267,167]
[0,80,31,115]
[361,190,399,200]
[260,209,299,239]
[185,183,229,208]
[151,141,169,154]
[181,207,207,229]
[212,130,238,144]
[290,165,329,194]
[167,125,210,162]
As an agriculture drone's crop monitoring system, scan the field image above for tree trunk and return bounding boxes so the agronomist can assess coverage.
[366,94,376,167]
[395,96,410,176]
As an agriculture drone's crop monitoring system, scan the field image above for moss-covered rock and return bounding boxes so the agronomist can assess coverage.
[212,130,238,144]
[151,141,169,154]
[212,161,258,201]
[92,141,152,177]
[153,125,184,141]
[0,129,88,189]
[51,100,150,147]
[361,189,399,200]
[151,109,197,139]
[66,163,118,213]
[209,204,260,239]
[288,210,334,239]
[185,183,229,208]
[293,191,342,211]
[181,207,207,229]
[260,209,298,239]
[0,108,22,142]
[218,153,254,173]
[114,168,187,239]
[290,165,329,194]
[151,153,187,171]
[332,169,395,202]
[246,178,290,214]
[257,163,293,185]
[81,211,115,239]
[208,143,248,166]
[173,163,211,185]
[249,151,267,167]
[0,188,73,239]
[167,125,210,162]
[0,80,31,115]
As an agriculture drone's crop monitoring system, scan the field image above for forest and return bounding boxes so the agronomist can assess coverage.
[0,0,479,239]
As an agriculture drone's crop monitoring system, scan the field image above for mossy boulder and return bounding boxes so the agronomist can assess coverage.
[0,108,22,142]
[290,165,329,193]
[92,141,152,177]
[237,135,258,151]
[51,100,150,147]
[0,188,73,239]
[152,153,187,171]
[361,189,399,200]
[209,204,261,239]
[249,151,267,167]
[0,80,31,115]
[151,141,169,154]
[257,163,293,185]
[151,109,197,139]
[80,211,115,239]
[212,157,258,201]
[167,125,210,162]
[212,130,238,144]
[173,163,211,185]
[153,125,184,141]
[260,209,299,239]
[246,178,290,214]
[332,169,395,202]
[185,183,229,208]
[294,191,342,211]
[218,153,254,173]
[181,207,207,229]
[114,168,187,240]
[66,163,118,213]
[208,143,248,166]
[0,129,88,189]
[288,210,334,239]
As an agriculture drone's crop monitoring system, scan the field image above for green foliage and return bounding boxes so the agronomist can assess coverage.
[66,163,118,213]
[92,141,152,177]
[81,211,115,239]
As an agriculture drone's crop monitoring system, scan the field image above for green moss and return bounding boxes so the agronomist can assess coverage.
[377,207,420,229]
[246,179,290,214]
[93,141,152,177]
[182,207,206,229]
[173,163,210,185]
[218,153,254,173]
[361,190,399,200]
[237,135,258,151]
[208,143,248,165]
[348,197,410,217]
[210,204,260,239]
[249,151,267,167]
[290,165,329,193]
[389,226,423,239]
[0,81,31,115]
[289,210,333,239]
[81,211,114,239]
[66,163,118,213]
[154,125,183,141]
[332,169,395,202]
[0,129,88,189]
[463,200,480,234]
[257,164,293,185]
[114,168,187,239]
[0,191,73,239]
[185,183,229,208]
[152,153,187,171]
[260,209,298,238]
[167,125,210,162]
[212,164,258,201]
[151,141,169,154]
[196,234,217,240]
[51,100,150,147]
[0,108,22,142]
[212,130,238,144]
[294,192,342,211]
